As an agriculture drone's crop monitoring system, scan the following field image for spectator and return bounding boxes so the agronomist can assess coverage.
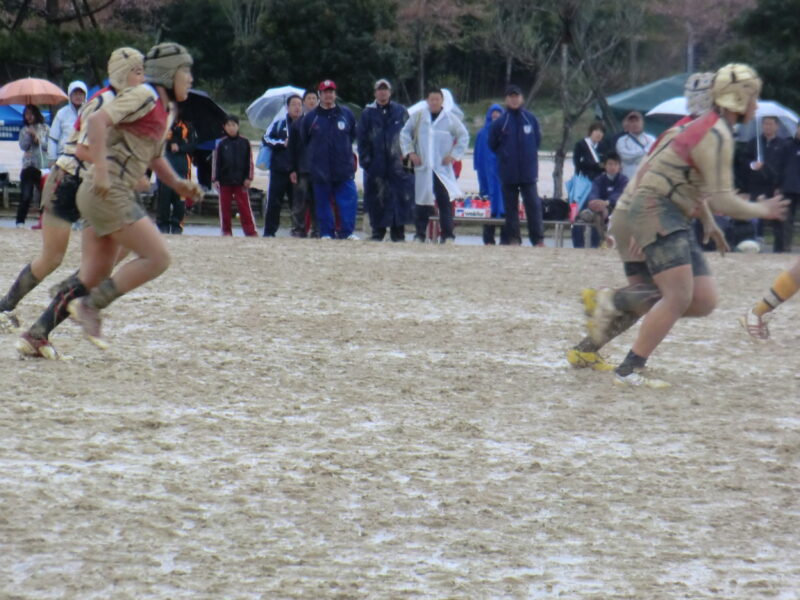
[300,79,359,240]
[573,152,628,248]
[474,103,505,245]
[157,116,196,234]
[616,111,655,179]
[16,105,49,227]
[357,78,414,242]
[289,91,320,237]
[778,123,800,252]
[573,121,605,180]
[212,114,258,236]
[488,84,543,246]
[745,116,789,250]
[400,87,469,243]
[264,94,303,237]
[47,80,87,164]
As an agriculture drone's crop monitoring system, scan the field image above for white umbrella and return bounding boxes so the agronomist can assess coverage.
[407,88,464,120]
[645,96,687,117]
[246,85,304,129]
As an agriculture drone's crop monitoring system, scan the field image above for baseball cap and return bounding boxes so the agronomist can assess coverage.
[318,79,337,91]
[505,84,523,96]
[374,78,392,90]
[625,111,643,121]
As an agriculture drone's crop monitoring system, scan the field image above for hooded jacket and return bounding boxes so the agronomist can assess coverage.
[474,104,504,216]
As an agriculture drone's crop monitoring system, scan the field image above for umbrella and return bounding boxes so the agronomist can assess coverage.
[246,85,304,129]
[645,96,688,118]
[177,89,227,144]
[0,77,68,106]
[407,88,464,120]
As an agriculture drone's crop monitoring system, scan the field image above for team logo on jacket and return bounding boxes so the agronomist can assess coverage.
[524,124,532,134]
[338,120,346,130]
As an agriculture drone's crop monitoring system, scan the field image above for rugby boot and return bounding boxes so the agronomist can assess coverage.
[566,348,615,371]
[67,298,109,350]
[16,331,60,360]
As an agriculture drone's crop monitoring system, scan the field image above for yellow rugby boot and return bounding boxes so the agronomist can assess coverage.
[566,348,615,371]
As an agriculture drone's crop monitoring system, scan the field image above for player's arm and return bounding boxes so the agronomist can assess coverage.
[150,156,202,200]
[85,110,113,196]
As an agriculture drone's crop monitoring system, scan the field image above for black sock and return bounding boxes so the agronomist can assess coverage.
[28,277,88,339]
[0,263,40,312]
[615,350,647,377]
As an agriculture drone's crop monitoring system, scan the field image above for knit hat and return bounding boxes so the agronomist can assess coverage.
[145,42,193,88]
[107,47,144,91]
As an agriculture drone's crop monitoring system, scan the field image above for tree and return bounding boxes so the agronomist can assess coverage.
[649,0,756,71]
[718,0,800,108]
[396,0,479,98]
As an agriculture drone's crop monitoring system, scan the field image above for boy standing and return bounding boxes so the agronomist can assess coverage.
[212,114,257,236]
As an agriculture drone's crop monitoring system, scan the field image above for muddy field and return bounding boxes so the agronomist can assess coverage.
[1,229,799,599]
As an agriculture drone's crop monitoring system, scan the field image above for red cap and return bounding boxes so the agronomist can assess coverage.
[318,79,337,91]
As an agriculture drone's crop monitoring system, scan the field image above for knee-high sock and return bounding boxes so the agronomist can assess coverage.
[613,283,661,316]
[753,271,800,317]
[575,311,641,352]
[28,276,88,339]
[0,264,40,312]
[87,279,122,310]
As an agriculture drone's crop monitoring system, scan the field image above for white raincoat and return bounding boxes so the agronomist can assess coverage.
[400,107,469,206]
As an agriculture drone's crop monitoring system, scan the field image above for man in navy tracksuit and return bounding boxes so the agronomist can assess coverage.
[300,79,359,239]
[488,85,543,246]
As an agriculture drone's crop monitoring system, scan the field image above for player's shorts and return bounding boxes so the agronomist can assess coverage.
[642,229,710,277]
[41,166,82,228]
[76,172,147,237]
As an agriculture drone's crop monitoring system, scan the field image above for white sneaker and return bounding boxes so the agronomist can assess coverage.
[320,235,333,240]
[739,309,770,341]
[15,223,25,229]
[346,233,360,241]
[613,371,671,389]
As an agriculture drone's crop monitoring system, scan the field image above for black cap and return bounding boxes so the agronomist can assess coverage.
[505,84,523,97]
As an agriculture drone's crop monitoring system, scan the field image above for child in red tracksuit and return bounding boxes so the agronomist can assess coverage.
[212,114,258,236]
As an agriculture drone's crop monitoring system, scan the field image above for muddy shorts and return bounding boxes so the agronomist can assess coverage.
[642,229,710,277]
[76,172,147,236]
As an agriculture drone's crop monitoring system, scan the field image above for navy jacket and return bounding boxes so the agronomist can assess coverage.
[357,100,408,178]
[264,115,298,173]
[589,172,628,213]
[488,107,541,185]
[300,104,357,184]
[782,137,800,195]
[289,116,309,175]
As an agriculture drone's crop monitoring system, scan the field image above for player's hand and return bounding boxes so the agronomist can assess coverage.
[604,234,616,249]
[134,175,151,193]
[760,193,789,221]
[703,221,730,257]
[627,236,645,261]
[174,178,203,200]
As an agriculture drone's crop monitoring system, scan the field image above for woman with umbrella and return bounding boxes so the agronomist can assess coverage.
[16,105,49,227]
